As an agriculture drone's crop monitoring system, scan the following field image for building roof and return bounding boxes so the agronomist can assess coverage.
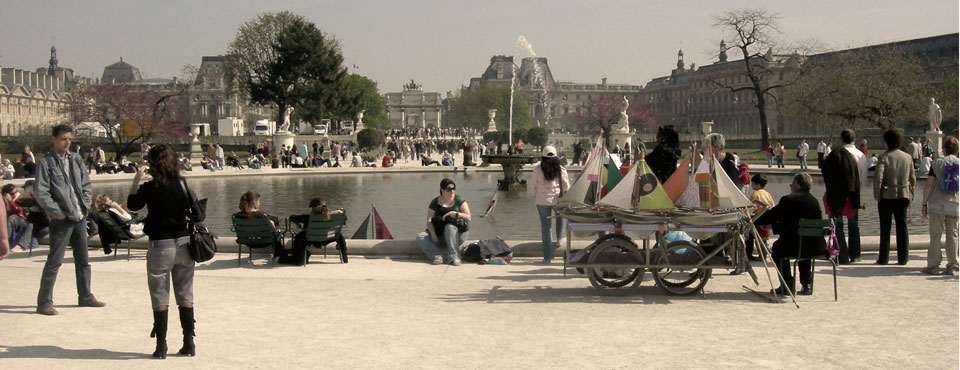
[102,58,142,83]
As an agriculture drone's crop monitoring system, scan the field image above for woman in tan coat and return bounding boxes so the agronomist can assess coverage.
[873,128,916,265]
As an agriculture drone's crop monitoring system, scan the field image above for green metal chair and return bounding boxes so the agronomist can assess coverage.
[96,210,146,261]
[303,211,347,265]
[231,215,282,266]
[793,218,838,301]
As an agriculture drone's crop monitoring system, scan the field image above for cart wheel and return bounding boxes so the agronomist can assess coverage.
[585,235,643,296]
[651,240,712,295]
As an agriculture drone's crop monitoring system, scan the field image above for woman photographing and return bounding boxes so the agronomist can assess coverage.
[127,144,201,359]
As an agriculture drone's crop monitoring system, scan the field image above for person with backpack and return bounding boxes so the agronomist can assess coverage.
[921,136,959,276]
[873,128,916,265]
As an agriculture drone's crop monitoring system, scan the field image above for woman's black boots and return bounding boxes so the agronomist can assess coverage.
[150,309,168,359]
[177,306,196,356]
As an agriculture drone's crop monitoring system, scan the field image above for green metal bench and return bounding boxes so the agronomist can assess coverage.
[96,210,146,261]
[231,215,282,266]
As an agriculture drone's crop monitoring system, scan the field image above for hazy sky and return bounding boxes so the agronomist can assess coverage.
[1,0,957,94]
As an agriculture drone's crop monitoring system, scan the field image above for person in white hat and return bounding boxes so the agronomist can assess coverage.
[529,145,570,264]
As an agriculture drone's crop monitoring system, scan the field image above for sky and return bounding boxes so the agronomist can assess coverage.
[1,0,957,94]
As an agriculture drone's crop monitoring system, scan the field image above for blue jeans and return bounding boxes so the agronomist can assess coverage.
[38,218,94,307]
[766,153,773,167]
[416,224,469,262]
[537,205,564,260]
[832,212,860,263]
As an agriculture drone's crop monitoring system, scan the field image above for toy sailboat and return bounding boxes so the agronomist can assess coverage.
[350,205,394,239]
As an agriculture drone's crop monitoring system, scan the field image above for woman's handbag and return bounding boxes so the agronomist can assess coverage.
[179,179,217,262]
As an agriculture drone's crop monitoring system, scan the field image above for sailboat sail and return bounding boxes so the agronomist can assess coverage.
[598,157,675,211]
[372,206,394,239]
[710,157,753,210]
[663,157,689,203]
[350,214,371,239]
[678,155,709,208]
[351,205,394,239]
[561,145,608,206]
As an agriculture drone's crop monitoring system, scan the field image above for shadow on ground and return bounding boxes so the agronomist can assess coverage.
[438,285,769,305]
[0,345,144,360]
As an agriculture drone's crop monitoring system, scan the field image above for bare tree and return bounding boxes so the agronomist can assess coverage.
[782,44,931,130]
[571,95,656,138]
[62,74,192,156]
[713,8,790,147]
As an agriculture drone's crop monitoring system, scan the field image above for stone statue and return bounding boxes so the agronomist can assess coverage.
[613,96,630,133]
[928,97,942,132]
[278,107,294,132]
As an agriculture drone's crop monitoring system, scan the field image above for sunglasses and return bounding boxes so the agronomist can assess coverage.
[443,186,456,191]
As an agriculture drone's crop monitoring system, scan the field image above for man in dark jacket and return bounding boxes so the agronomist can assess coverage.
[755,173,827,295]
[821,129,867,264]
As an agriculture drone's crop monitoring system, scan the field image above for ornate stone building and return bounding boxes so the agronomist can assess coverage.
[638,33,959,136]
[383,79,442,128]
[0,46,90,136]
[462,55,642,130]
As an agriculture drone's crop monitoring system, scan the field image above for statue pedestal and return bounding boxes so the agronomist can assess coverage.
[273,131,296,155]
[189,135,203,166]
[609,131,632,156]
[925,130,943,159]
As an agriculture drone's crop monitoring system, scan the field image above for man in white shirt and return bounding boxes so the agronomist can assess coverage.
[214,144,225,170]
[906,137,920,169]
[817,140,826,169]
[797,139,810,169]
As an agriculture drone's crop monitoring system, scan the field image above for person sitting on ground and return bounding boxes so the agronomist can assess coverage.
[754,173,826,296]
[177,154,192,172]
[271,155,280,169]
[288,198,347,264]
[200,156,216,172]
[247,153,261,169]
[421,155,440,166]
[441,151,454,166]
[415,178,471,266]
[233,191,283,258]
[226,152,244,170]
[382,151,394,168]
[291,153,306,168]
[351,151,362,167]
[1,159,15,180]
[3,184,35,251]
[92,194,145,254]
[105,157,121,174]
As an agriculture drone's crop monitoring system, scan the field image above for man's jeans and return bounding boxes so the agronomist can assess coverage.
[416,224,469,262]
[832,212,860,263]
[37,218,94,307]
[8,215,33,248]
[766,153,773,167]
[537,205,564,260]
[799,155,807,169]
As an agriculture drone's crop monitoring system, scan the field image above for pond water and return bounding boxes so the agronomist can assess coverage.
[92,171,927,239]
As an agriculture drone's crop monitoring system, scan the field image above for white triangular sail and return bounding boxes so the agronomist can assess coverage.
[561,145,607,206]
[598,161,637,209]
[711,157,753,210]
[678,156,709,208]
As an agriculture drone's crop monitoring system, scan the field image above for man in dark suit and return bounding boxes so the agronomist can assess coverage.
[755,173,827,295]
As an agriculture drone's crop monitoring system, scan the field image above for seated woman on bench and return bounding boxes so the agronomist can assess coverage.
[233,191,283,257]
[289,198,347,264]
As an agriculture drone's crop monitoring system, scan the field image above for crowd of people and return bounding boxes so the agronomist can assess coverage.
[0,123,956,360]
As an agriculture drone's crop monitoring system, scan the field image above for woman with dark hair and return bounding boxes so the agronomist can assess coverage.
[645,125,682,184]
[233,191,283,256]
[873,128,916,265]
[289,198,347,264]
[415,178,471,265]
[530,145,570,264]
[127,144,201,359]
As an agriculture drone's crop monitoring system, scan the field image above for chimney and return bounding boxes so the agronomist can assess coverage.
[602,77,607,88]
